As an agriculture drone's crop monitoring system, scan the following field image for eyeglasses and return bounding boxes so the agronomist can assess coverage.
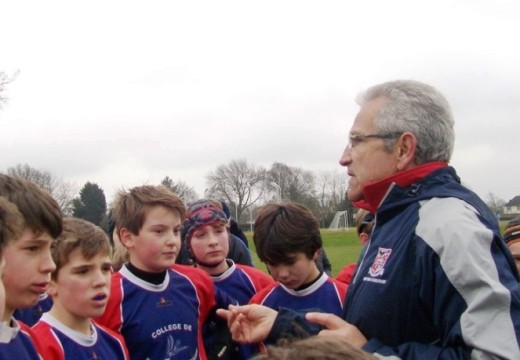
[347,132,402,149]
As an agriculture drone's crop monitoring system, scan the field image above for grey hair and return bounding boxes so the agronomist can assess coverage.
[355,80,455,164]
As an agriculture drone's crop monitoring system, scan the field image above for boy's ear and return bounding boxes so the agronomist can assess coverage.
[359,233,369,245]
[119,227,135,249]
[312,249,320,261]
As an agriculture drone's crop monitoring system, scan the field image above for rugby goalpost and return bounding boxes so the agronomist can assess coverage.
[328,210,349,230]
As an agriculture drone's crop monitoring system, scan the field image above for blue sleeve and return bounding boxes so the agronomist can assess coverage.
[265,308,322,345]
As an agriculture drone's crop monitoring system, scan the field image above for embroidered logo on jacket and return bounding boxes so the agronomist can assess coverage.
[368,247,392,277]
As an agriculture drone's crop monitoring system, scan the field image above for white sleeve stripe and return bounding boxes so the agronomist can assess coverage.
[417,197,520,360]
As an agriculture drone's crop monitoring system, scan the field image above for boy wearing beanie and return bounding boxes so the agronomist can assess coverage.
[183,199,273,359]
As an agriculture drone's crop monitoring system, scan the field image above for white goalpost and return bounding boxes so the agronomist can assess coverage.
[328,210,349,230]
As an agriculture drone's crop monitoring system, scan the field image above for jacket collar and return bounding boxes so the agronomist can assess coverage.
[354,162,448,213]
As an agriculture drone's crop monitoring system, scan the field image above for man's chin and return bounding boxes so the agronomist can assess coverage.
[346,189,362,203]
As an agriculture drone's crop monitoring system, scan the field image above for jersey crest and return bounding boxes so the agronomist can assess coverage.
[368,247,392,277]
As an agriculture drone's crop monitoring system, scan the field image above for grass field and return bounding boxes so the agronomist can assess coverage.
[245,221,510,278]
[245,228,362,278]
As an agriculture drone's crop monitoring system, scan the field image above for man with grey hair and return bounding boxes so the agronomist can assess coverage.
[218,80,520,359]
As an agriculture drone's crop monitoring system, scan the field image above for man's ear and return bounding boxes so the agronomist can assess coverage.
[395,132,417,171]
[119,227,135,249]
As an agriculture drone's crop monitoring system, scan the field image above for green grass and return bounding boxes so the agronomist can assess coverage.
[245,228,362,278]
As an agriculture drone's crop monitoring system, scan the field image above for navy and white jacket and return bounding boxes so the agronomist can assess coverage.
[271,165,520,359]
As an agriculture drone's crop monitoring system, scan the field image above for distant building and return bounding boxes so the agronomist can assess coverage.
[504,196,520,216]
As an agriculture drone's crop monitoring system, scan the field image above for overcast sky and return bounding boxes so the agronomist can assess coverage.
[1,0,519,204]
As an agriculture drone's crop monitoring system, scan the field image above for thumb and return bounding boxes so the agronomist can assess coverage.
[305,312,346,330]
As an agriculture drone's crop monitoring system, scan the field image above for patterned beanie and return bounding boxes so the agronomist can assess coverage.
[182,199,228,245]
[504,216,520,247]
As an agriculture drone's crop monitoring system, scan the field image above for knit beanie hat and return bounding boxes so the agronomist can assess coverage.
[182,199,228,245]
[504,216,520,247]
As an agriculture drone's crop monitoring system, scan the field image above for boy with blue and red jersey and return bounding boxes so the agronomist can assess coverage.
[32,217,129,359]
[183,199,274,359]
[96,185,229,360]
[0,175,63,360]
[248,202,347,349]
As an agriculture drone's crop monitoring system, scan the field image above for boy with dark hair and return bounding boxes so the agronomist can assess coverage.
[0,174,62,359]
[33,217,129,359]
[249,202,347,337]
[183,199,273,359]
[96,185,225,360]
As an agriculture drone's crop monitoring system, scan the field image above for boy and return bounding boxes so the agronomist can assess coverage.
[32,217,129,359]
[183,199,273,359]
[183,199,273,304]
[96,185,225,360]
[0,174,62,359]
[176,201,254,268]
[249,202,347,326]
[336,209,374,285]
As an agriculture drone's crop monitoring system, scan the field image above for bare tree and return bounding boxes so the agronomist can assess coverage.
[7,163,76,215]
[266,162,316,206]
[0,70,19,109]
[315,169,348,227]
[160,176,198,203]
[206,159,266,222]
[486,192,506,217]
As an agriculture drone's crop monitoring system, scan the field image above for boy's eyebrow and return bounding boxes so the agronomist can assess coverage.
[19,236,53,245]
[149,224,167,228]
[70,259,112,269]
[149,222,180,228]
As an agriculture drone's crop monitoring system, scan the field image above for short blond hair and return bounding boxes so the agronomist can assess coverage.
[112,185,186,235]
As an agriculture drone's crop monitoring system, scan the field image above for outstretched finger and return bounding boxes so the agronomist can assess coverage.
[216,308,231,320]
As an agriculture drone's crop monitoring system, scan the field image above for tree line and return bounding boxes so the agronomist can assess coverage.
[4,160,353,231]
